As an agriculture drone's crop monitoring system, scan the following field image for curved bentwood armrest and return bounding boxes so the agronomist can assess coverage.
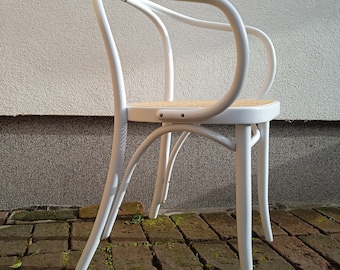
[140,0,276,99]
[127,0,276,117]
[127,0,249,122]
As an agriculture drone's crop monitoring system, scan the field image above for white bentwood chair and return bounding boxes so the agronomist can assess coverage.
[77,0,280,269]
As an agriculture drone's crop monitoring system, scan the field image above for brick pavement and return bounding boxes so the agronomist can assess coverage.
[0,202,339,269]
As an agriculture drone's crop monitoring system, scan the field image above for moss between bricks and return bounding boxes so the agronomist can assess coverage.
[62,251,69,268]
[143,215,169,228]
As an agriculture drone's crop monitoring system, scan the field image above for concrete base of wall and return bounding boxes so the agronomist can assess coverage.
[0,116,339,211]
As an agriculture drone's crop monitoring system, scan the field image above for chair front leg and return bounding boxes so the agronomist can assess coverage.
[76,122,127,270]
[235,124,253,270]
[76,174,119,270]
[257,121,273,242]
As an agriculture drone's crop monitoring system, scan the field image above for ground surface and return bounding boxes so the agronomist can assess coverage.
[0,202,339,269]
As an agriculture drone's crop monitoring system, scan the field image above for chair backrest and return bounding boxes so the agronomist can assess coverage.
[92,0,276,122]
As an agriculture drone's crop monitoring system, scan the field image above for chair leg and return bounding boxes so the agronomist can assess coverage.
[76,173,119,270]
[257,122,273,242]
[235,124,253,270]
[160,131,191,204]
[149,132,171,219]
[76,122,127,270]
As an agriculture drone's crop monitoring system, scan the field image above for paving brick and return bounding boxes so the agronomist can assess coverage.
[0,211,8,225]
[28,240,68,254]
[332,233,340,242]
[153,242,203,269]
[21,252,64,269]
[252,239,295,270]
[192,240,240,269]
[70,239,109,251]
[71,221,94,240]
[79,202,146,220]
[0,256,18,268]
[0,224,32,239]
[0,239,28,256]
[269,235,332,269]
[66,250,111,270]
[291,208,340,233]
[171,213,219,242]
[33,222,70,240]
[118,201,146,218]
[142,215,183,243]
[8,208,78,223]
[270,210,319,236]
[252,211,287,238]
[201,212,237,240]
[118,202,145,218]
[299,234,340,268]
[228,238,294,270]
[79,204,100,219]
[111,245,156,270]
[314,206,340,223]
[110,219,147,245]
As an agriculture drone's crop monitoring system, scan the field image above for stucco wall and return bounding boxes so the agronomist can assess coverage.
[1,116,339,210]
[1,0,339,119]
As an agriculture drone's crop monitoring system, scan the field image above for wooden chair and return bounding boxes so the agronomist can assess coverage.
[77,0,280,269]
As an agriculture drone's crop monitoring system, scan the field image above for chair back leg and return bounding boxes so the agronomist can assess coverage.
[257,121,273,242]
[149,131,172,219]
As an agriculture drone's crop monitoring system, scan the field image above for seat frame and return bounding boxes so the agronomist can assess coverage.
[76,0,280,269]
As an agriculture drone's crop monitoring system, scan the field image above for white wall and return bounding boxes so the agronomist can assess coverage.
[1,0,339,120]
